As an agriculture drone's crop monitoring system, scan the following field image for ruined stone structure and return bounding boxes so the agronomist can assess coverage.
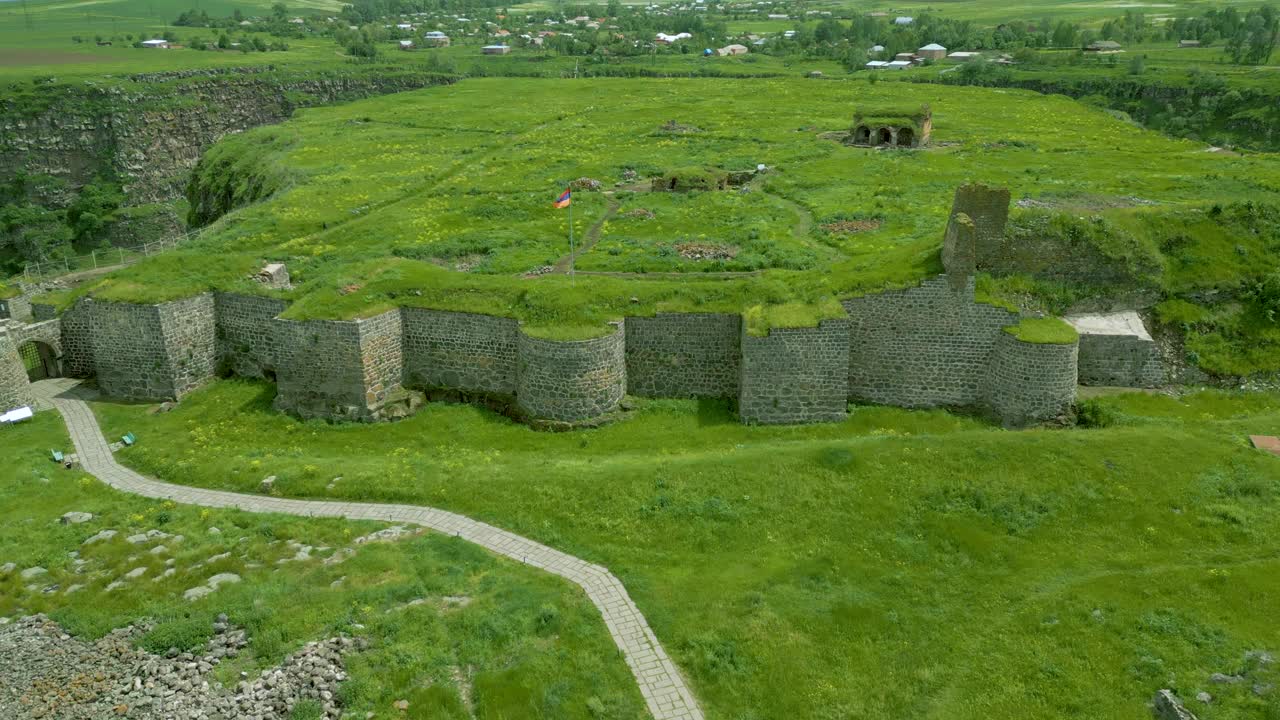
[517,325,627,423]
[739,320,850,424]
[0,332,35,410]
[985,331,1079,427]
[625,313,741,398]
[1067,311,1165,387]
[850,105,932,148]
[0,185,1093,429]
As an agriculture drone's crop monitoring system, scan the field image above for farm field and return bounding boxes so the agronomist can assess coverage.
[59,77,1280,342]
[0,409,647,719]
[89,378,1280,720]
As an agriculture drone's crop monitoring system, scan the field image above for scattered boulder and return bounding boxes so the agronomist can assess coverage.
[83,529,117,545]
[0,562,14,575]
[183,572,242,602]
[353,525,418,545]
[20,567,47,581]
[60,512,94,525]
[1153,689,1199,720]
[1209,673,1244,684]
[260,476,276,493]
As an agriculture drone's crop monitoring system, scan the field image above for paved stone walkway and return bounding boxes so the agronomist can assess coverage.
[34,380,703,720]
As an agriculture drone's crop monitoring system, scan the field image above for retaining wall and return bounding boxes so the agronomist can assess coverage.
[43,273,1082,428]
[273,318,368,421]
[58,300,96,378]
[843,276,1019,409]
[401,308,518,394]
[517,324,627,423]
[90,294,216,400]
[0,332,34,410]
[984,331,1078,428]
[214,292,289,379]
[625,312,741,398]
[1076,334,1164,387]
[739,319,850,424]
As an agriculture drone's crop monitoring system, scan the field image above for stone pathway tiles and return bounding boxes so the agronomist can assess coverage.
[1250,435,1280,457]
[31,380,703,720]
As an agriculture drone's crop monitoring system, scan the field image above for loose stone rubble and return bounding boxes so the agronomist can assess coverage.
[0,614,363,719]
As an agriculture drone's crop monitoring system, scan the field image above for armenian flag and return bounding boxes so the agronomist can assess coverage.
[553,187,572,208]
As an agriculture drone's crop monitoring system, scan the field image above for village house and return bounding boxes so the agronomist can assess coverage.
[398,39,414,50]
[481,44,510,54]
[717,44,749,56]
[917,43,946,59]
[423,31,450,47]
[1086,40,1123,53]
[1178,39,1201,48]
[868,44,885,55]
[894,16,913,25]
[947,51,980,61]
[140,38,170,48]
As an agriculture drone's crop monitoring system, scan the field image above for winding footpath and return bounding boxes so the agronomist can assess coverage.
[33,380,704,720]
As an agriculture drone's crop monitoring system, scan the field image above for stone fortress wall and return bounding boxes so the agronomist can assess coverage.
[0,185,1119,429]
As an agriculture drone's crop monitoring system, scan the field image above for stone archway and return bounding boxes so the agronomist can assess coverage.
[897,127,915,147]
[853,125,870,145]
[18,340,59,382]
[877,127,893,145]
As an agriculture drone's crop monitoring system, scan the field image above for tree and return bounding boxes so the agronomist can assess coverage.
[1128,54,1145,75]
[272,2,288,20]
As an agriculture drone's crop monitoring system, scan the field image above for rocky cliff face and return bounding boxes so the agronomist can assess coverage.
[0,68,454,208]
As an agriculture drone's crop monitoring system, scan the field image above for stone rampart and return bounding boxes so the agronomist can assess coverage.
[0,331,35,410]
[214,292,289,379]
[739,319,850,424]
[358,310,406,414]
[58,300,96,378]
[843,276,1019,409]
[625,312,741,398]
[983,331,1078,428]
[89,294,216,400]
[48,273,1083,427]
[1076,334,1164,387]
[401,308,518,395]
[517,325,627,423]
[273,318,366,421]
[272,311,406,422]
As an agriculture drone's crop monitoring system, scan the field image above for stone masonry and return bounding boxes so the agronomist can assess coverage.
[1066,311,1165,387]
[625,313,741,398]
[401,308,519,394]
[984,331,1078,428]
[272,318,370,421]
[517,324,627,423]
[0,331,35,410]
[739,319,850,424]
[90,294,217,401]
[214,292,289,379]
[844,276,1019,410]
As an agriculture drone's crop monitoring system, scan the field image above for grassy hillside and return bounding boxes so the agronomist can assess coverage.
[53,77,1280,349]
[93,378,1280,720]
[0,409,647,718]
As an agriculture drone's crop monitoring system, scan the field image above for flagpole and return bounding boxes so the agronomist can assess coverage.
[568,194,575,285]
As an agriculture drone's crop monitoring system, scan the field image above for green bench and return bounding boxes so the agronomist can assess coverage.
[122,432,136,447]
[50,449,63,463]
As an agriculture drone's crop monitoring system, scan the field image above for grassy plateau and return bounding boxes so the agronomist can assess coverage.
[84,378,1280,720]
[54,77,1280,347]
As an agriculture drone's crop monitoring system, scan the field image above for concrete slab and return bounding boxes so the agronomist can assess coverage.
[1065,310,1152,341]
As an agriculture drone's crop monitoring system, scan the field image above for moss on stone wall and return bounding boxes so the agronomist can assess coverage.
[1003,317,1079,345]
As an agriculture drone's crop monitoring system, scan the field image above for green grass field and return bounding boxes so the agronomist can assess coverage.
[54,77,1280,344]
[0,410,646,718]
[88,378,1280,719]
